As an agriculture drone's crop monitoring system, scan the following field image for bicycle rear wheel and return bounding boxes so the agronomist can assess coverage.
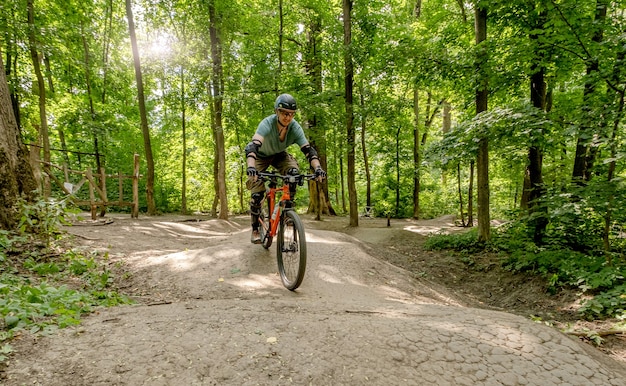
[277,210,306,290]
[259,200,272,249]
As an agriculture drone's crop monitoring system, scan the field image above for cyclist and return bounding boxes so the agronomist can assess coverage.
[245,93,326,244]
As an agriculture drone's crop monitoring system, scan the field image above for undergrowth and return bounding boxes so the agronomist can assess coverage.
[0,198,132,362]
[424,225,626,321]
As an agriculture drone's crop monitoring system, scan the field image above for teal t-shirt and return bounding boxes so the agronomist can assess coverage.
[255,115,307,158]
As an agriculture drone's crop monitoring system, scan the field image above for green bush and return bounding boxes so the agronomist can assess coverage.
[0,199,132,362]
[427,219,626,320]
[424,228,488,253]
[579,285,626,320]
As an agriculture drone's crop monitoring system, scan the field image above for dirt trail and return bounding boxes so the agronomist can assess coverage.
[3,214,626,385]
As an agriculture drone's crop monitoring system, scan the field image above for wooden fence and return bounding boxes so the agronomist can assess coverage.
[42,154,140,220]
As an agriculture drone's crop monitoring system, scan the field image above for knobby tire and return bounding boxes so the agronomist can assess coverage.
[277,210,306,291]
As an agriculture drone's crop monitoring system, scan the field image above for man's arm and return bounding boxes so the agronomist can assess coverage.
[301,143,325,181]
[300,143,320,168]
[245,133,264,168]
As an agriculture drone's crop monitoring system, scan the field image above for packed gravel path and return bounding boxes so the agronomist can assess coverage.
[4,214,626,385]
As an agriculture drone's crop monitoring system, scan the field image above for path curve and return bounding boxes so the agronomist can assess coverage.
[4,214,626,385]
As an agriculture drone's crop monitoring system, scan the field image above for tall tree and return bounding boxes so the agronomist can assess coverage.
[125,0,156,215]
[27,0,51,197]
[180,60,188,215]
[304,12,335,217]
[600,5,626,253]
[412,88,420,219]
[475,2,490,242]
[208,0,228,219]
[80,19,102,172]
[571,0,608,182]
[527,9,549,243]
[360,85,372,213]
[344,0,357,227]
[0,51,37,229]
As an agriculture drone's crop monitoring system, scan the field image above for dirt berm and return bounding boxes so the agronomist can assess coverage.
[3,214,626,385]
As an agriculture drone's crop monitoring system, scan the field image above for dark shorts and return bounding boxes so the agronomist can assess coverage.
[247,152,299,194]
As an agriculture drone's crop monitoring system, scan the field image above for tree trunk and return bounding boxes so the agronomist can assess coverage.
[305,15,335,217]
[81,20,101,171]
[475,4,490,241]
[81,20,105,216]
[457,164,465,227]
[360,86,371,210]
[395,125,401,217]
[276,0,283,92]
[27,0,51,197]
[5,25,23,131]
[412,0,422,220]
[339,139,347,213]
[527,10,549,244]
[413,0,422,18]
[0,52,37,229]
[602,23,625,255]
[101,0,113,104]
[208,0,229,219]
[468,161,474,227]
[603,90,623,255]
[181,66,188,215]
[572,0,607,183]
[440,99,451,187]
[412,88,420,219]
[126,0,156,215]
[343,0,357,227]
[422,92,439,150]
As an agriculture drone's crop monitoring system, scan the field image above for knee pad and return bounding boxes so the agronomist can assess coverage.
[250,192,264,215]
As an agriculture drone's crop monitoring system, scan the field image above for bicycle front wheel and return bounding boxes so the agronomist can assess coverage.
[277,210,306,290]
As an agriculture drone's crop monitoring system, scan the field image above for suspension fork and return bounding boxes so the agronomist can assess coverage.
[266,180,281,237]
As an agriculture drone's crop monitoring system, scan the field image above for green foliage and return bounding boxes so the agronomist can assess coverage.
[0,202,131,363]
[0,244,132,359]
[496,221,626,318]
[579,286,626,320]
[426,220,626,320]
[424,228,488,254]
[15,198,78,247]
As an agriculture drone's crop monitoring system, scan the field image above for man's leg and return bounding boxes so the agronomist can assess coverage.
[247,157,271,244]
[249,192,264,243]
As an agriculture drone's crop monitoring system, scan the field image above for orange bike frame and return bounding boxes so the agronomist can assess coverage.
[266,182,293,238]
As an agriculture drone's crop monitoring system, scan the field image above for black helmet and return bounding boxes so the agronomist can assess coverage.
[274,94,297,110]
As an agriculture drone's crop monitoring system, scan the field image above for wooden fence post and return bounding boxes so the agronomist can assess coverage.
[99,167,108,217]
[86,167,96,220]
[118,171,123,206]
[132,154,139,218]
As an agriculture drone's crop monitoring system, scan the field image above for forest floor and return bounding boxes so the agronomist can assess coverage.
[2,213,626,385]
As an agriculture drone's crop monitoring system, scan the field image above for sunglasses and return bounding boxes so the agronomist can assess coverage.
[278,109,296,118]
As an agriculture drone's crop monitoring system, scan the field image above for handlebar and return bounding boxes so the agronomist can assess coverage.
[257,172,317,186]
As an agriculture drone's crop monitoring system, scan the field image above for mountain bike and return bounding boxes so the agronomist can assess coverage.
[257,171,315,291]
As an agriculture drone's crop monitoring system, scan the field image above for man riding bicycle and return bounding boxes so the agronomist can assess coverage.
[245,93,326,244]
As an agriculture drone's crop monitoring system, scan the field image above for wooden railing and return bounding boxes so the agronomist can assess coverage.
[42,154,140,219]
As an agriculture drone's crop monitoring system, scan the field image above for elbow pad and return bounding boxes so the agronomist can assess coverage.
[245,139,262,159]
[301,144,319,163]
